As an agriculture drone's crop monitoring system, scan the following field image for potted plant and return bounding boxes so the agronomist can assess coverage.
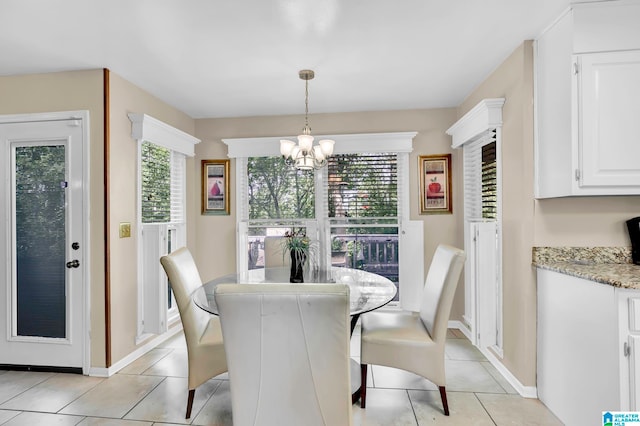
[280,228,315,283]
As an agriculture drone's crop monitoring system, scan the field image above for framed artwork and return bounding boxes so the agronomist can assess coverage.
[202,159,230,215]
[419,154,452,214]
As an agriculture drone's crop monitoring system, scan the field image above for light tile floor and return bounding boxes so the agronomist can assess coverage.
[0,328,562,425]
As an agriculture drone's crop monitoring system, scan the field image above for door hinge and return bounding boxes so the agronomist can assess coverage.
[625,341,631,357]
[573,62,579,75]
[574,169,580,181]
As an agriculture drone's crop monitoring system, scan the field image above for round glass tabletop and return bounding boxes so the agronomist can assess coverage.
[192,267,397,317]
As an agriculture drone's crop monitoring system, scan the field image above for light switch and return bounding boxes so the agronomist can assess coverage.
[119,222,131,238]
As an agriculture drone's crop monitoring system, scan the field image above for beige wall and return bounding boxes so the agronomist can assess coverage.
[458,40,640,387]
[534,197,639,246]
[0,70,107,366]
[193,109,469,318]
[108,72,196,365]
[458,41,538,386]
[0,70,199,368]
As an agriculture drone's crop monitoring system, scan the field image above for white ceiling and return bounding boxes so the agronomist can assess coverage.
[0,0,570,119]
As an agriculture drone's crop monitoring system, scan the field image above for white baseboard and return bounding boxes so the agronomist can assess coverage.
[88,325,183,377]
[448,320,538,399]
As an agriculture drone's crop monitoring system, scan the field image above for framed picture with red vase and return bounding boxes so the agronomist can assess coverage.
[418,154,452,214]
[202,159,230,215]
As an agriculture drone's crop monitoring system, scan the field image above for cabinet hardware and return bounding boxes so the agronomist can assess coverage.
[625,341,631,357]
[573,62,579,75]
[574,169,580,181]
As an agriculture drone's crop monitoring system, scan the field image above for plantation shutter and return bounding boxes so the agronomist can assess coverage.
[170,151,186,223]
[481,141,497,220]
[141,142,171,223]
[463,130,497,221]
[141,142,185,225]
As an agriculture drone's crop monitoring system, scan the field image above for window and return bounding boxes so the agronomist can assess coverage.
[448,98,504,354]
[140,142,185,315]
[225,132,423,310]
[481,141,497,220]
[129,113,199,340]
[463,130,499,221]
[327,153,399,299]
[247,156,314,220]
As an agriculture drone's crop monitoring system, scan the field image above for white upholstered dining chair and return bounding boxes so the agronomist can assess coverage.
[359,244,465,415]
[160,247,227,419]
[214,283,353,426]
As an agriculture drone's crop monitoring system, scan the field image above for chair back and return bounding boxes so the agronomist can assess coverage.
[160,247,211,352]
[419,244,466,342]
[215,283,352,426]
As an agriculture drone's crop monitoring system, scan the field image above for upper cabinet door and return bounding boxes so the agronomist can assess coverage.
[577,50,640,188]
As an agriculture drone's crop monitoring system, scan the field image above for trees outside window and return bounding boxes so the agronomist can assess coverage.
[245,153,399,299]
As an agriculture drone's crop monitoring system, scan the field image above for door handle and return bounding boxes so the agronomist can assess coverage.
[66,260,80,268]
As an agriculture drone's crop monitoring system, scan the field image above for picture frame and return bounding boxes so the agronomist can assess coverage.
[419,154,452,214]
[202,159,230,215]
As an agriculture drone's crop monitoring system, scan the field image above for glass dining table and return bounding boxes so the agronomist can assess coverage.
[192,266,397,333]
[191,266,397,403]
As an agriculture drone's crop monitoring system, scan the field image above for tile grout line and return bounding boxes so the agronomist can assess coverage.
[473,392,499,426]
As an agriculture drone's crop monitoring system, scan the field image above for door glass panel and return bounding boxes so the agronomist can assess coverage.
[14,145,66,338]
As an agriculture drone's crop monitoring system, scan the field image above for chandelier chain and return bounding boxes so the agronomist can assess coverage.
[304,78,310,135]
[279,69,334,170]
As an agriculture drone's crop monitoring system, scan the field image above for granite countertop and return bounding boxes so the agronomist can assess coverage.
[533,247,640,289]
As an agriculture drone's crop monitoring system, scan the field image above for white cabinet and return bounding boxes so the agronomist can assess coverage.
[534,10,574,198]
[537,269,619,425]
[618,291,640,410]
[534,1,640,198]
[537,269,640,424]
[576,50,640,189]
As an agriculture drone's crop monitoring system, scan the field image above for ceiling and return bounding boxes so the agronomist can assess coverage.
[0,0,570,119]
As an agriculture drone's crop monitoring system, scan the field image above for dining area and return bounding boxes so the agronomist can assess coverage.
[160,244,467,425]
[0,296,559,425]
[0,241,559,425]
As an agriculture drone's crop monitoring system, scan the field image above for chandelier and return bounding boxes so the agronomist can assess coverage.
[280,70,335,170]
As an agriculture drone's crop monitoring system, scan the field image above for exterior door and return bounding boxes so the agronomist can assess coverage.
[0,114,86,370]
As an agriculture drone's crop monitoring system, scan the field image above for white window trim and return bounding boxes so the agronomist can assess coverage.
[129,113,199,156]
[129,114,199,342]
[447,98,504,356]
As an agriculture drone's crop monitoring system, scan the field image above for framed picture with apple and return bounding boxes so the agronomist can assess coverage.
[419,154,452,214]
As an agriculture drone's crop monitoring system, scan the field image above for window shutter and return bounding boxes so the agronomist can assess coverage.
[463,130,496,221]
[170,151,185,224]
[481,141,497,220]
[141,142,171,224]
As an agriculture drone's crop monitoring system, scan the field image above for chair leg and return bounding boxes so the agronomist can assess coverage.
[360,364,368,408]
[439,386,449,416]
[186,389,195,419]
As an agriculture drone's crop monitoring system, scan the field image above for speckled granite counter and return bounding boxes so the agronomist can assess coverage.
[533,246,640,289]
